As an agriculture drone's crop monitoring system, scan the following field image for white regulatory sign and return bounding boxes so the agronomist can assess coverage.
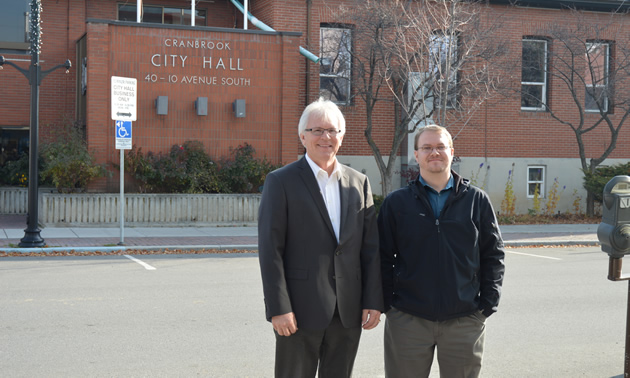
[111,76,137,121]
[620,197,630,209]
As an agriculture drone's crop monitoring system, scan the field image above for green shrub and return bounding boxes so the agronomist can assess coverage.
[372,194,384,214]
[500,164,516,218]
[182,141,226,193]
[124,146,159,193]
[0,153,30,186]
[40,123,107,193]
[124,141,277,194]
[125,141,224,194]
[0,152,50,187]
[163,141,224,193]
[152,147,190,193]
[219,143,280,193]
[583,162,630,203]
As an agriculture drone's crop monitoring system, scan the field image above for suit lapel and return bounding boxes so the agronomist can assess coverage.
[297,157,336,239]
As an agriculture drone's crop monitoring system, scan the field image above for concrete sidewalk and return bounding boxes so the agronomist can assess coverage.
[0,214,600,252]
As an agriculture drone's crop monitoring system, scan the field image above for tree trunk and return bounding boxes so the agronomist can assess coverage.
[586,190,595,217]
[380,173,392,198]
[585,159,596,217]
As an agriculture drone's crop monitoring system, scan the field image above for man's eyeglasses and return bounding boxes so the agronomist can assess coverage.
[417,145,450,154]
[305,128,341,137]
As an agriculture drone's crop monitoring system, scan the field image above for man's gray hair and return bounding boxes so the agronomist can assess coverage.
[298,97,346,136]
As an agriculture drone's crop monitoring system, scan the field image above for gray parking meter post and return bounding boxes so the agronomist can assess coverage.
[597,175,630,376]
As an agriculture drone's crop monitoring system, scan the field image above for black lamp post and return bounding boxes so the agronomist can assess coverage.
[0,0,71,247]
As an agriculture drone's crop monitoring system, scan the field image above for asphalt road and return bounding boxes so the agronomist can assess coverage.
[0,247,627,377]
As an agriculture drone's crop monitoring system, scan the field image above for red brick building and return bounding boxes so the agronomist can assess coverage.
[1,0,629,214]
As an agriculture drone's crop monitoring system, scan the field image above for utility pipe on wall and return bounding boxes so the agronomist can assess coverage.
[299,46,319,63]
[228,0,319,63]
[228,0,273,31]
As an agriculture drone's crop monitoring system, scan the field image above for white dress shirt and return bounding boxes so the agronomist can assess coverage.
[305,154,342,242]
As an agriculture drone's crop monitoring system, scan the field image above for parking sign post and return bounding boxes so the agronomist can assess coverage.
[111,77,136,245]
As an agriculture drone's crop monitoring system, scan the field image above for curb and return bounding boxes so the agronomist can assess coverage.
[0,244,259,254]
[0,242,602,254]
[504,241,600,247]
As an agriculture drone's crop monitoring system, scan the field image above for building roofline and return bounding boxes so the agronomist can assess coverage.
[489,0,630,12]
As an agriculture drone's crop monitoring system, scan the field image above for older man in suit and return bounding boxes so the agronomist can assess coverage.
[258,98,384,378]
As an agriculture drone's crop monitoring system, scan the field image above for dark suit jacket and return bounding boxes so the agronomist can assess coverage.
[258,157,384,330]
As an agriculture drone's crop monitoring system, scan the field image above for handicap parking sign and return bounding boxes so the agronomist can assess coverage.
[115,120,132,149]
[116,120,132,138]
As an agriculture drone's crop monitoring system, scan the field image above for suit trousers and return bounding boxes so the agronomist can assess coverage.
[274,309,362,378]
[384,307,486,378]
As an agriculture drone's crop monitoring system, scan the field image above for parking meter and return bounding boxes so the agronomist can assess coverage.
[598,175,630,258]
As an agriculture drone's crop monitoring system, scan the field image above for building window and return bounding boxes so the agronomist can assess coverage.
[585,42,610,113]
[429,32,458,109]
[527,166,545,198]
[320,25,352,105]
[0,0,29,51]
[0,127,29,166]
[522,38,547,111]
[118,4,206,26]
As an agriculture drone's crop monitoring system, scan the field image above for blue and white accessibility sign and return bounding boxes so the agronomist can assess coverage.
[115,120,132,150]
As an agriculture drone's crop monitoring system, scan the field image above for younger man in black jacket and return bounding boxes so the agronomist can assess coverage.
[378,125,505,377]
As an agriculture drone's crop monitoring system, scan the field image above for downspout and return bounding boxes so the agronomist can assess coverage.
[228,0,319,63]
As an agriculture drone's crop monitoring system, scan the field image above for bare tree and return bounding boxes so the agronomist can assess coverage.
[326,0,511,195]
[522,10,630,215]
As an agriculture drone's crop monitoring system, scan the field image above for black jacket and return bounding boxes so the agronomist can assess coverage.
[378,171,505,321]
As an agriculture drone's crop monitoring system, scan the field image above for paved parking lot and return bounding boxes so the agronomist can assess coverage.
[0,246,627,377]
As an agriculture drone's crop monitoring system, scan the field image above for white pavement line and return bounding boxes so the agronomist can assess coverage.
[124,255,157,270]
[506,250,562,260]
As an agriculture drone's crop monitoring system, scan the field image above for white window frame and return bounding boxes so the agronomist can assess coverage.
[117,4,207,26]
[319,26,352,105]
[521,39,547,111]
[429,32,458,109]
[585,42,610,113]
[527,166,546,198]
[0,0,30,51]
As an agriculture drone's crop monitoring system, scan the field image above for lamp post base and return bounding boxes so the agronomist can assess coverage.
[19,229,46,248]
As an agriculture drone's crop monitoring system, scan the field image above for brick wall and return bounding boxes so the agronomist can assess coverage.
[84,20,300,190]
[253,0,398,158]
[0,0,79,140]
[1,0,629,198]
[451,5,630,160]
[251,0,630,162]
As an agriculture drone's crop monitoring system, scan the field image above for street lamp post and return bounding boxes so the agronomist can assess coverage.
[0,0,71,247]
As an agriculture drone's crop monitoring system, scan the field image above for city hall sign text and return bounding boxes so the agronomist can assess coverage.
[146,38,250,87]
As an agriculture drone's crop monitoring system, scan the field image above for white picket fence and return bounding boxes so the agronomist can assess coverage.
[0,188,28,214]
[0,188,261,226]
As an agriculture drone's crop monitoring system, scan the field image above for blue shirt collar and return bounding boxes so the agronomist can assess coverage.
[418,174,454,193]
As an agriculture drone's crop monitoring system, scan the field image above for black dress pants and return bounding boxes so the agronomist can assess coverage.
[274,309,362,378]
